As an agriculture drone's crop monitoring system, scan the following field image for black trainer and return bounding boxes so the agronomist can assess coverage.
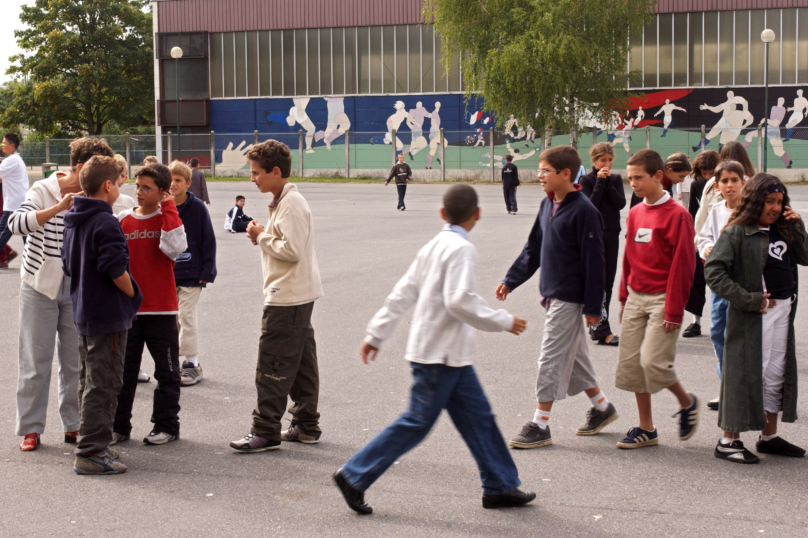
[682,322,701,337]
[673,393,699,440]
[482,488,537,509]
[714,440,759,464]
[756,436,806,458]
[333,469,372,515]
[508,422,551,449]
[576,403,619,436]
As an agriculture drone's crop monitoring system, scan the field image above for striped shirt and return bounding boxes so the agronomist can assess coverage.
[9,174,70,300]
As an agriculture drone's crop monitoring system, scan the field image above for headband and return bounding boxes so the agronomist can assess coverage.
[767,184,785,194]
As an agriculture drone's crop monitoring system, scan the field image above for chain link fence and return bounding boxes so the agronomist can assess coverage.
[14,126,808,179]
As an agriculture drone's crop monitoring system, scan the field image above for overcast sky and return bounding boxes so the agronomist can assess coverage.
[0,3,28,84]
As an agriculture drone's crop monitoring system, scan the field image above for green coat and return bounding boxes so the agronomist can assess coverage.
[704,219,808,432]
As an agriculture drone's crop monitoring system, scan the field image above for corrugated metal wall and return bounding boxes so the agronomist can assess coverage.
[157,0,425,33]
[657,0,806,12]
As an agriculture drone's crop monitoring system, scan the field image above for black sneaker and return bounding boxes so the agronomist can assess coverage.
[229,433,280,453]
[673,393,699,440]
[756,436,806,458]
[508,422,551,449]
[707,397,719,411]
[617,427,658,449]
[482,488,537,509]
[576,403,619,436]
[333,469,372,515]
[682,322,701,337]
[714,440,759,464]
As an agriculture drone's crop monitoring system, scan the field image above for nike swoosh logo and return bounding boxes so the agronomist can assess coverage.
[638,233,649,239]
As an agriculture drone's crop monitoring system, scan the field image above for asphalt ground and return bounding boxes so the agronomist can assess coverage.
[1,181,807,537]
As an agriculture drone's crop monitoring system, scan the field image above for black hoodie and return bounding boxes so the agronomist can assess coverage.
[62,197,142,336]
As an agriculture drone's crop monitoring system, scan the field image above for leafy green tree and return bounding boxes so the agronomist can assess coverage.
[423,0,653,138]
[2,0,153,136]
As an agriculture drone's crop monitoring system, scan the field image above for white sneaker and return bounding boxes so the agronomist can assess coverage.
[143,431,179,445]
[181,361,203,386]
[137,370,150,383]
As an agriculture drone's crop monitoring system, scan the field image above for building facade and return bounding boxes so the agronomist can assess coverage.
[153,0,808,172]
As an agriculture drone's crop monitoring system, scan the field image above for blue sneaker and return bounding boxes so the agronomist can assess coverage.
[673,393,699,441]
[617,427,659,449]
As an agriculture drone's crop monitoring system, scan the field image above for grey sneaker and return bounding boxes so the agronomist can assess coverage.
[229,433,280,453]
[143,431,179,445]
[107,447,121,460]
[508,422,552,449]
[576,403,619,436]
[281,424,320,444]
[110,432,129,445]
[74,453,127,475]
[180,361,203,386]
[137,370,150,383]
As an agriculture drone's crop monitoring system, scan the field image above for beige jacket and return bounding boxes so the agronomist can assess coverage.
[259,183,323,306]
[693,177,723,246]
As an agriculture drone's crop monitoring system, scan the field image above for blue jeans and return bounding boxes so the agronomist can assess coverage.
[0,211,12,251]
[341,363,520,495]
[710,293,728,379]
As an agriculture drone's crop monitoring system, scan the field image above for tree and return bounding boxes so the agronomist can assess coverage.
[423,0,654,137]
[1,0,153,136]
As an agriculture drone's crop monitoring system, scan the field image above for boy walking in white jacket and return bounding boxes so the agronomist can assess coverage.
[333,184,535,515]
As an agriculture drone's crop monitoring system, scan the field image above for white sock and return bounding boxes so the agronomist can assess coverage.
[693,315,701,324]
[589,391,610,412]
[185,355,199,367]
[761,433,779,442]
[720,436,736,445]
[532,408,551,430]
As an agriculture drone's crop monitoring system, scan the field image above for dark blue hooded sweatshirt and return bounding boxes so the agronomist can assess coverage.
[502,186,605,317]
[62,197,142,336]
[174,191,217,287]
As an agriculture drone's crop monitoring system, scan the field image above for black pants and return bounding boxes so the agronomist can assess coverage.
[591,231,620,340]
[76,331,127,455]
[233,219,250,233]
[685,250,706,317]
[114,315,181,436]
[396,184,407,209]
[252,302,320,441]
[503,186,517,212]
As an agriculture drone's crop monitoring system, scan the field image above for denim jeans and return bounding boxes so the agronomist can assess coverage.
[709,293,728,379]
[340,363,520,495]
[0,210,12,251]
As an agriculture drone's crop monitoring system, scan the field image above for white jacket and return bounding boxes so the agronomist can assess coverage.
[260,183,323,306]
[697,200,733,260]
[693,177,723,244]
[365,224,514,367]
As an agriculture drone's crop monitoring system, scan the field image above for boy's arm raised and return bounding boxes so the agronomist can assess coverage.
[158,198,188,260]
[444,252,515,333]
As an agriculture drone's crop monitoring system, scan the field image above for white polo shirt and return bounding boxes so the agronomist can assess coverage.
[0,152,30,212]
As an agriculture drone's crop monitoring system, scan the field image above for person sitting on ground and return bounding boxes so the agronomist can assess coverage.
[225,196,252,233]
[334,184,534,515]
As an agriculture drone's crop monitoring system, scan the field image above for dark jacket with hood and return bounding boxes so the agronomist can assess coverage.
[503,186,605,317]
[174,191,217,287]
[62,197,142,336]
[501,163,520,189]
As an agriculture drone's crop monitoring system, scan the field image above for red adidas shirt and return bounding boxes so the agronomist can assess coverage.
[118,200,187,314]
[619,195,695,324]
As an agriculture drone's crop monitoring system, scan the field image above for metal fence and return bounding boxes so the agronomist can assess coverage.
[15,125,808,179]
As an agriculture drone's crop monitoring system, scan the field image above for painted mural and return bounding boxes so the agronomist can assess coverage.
[208,86,808,171]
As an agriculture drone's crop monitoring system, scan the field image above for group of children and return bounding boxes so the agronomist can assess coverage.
[7,132,805,512]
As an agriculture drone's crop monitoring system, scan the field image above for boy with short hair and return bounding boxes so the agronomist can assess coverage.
[111,154,136,216]
[616,149,699,449]
[501,154,519,214]
[62,155,142,474]
[187,158,210,205]
[0,132,28,269]
[229,140,324,452]
[386,153,411,211]
[334,184,534,515]
[169,160,217,385]
[224,196,252,233]
[497,146,617,449]
[113,163,187,445]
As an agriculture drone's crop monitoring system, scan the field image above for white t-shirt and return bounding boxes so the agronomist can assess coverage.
[0,153,30,211]
[112,193,136,217]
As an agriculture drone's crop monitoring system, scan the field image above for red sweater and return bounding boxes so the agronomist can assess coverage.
[118,200,187,314]
[619,196,695,324]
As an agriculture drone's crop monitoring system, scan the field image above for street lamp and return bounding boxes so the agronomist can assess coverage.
[761,28,775,172]
[170,45,183,163]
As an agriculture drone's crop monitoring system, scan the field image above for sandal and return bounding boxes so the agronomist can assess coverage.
[20,433,40,451]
